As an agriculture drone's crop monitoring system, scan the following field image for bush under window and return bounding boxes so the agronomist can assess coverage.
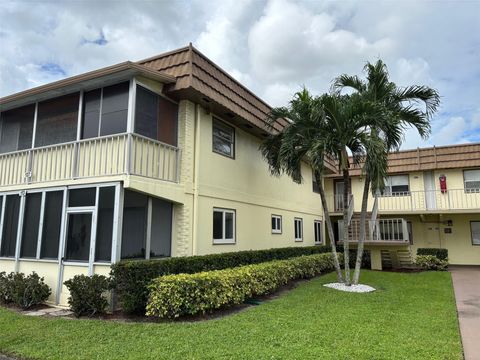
[0,271,51,309]
[64,274,111,317]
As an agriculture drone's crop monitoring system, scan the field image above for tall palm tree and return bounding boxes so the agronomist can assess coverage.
[260,89,344,282]
[317,93,388,285]
[333,60,440,285]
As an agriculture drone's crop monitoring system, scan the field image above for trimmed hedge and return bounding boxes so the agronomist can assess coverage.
[417,248,448,261]
[415,255,448,271]
[146,253,335,318]
[111,245,332,314]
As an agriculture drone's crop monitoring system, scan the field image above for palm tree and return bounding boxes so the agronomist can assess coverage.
[333,60,440,285]
[317,93,388,285]
[260,89,344,283]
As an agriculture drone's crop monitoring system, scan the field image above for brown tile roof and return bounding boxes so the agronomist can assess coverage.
[138,44,288,134]
[327,142,480,176]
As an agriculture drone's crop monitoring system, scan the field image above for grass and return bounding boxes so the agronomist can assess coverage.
[0,270,462,360]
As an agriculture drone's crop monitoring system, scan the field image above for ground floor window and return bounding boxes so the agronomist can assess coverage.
[0,194,20,257]
[314,220,322,244]
[471,221,480,245]
[271,215,282,234]
[294,218,303,242]
[213,208,236,244]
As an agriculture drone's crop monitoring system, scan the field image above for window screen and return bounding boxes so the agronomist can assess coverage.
[20,193,42,258]
[272,215,282,233]
[0,104,35,153]
[35,93,79,147]
[82,89,101,139]
[0,195,20,257]
[135,86,158,140]
[69,188,96,207]
[150,198,172,258]
[100,82,129,136]
[95,187,115,262]
[121,190,148,259]
[384,175,409,195]
[40,191,63,259]
[65,213,92,262]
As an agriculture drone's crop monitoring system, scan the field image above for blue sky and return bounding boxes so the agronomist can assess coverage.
[0,0,479,150]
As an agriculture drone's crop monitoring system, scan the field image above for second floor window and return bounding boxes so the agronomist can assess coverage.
[82,82,129,139]
[383,175,409,195]
[464,169,480,193]
[212,119,234,158]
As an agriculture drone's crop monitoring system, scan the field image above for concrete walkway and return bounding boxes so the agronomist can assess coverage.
[450,266,480,360]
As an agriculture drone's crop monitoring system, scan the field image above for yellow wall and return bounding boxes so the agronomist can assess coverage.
[193,108,323,254]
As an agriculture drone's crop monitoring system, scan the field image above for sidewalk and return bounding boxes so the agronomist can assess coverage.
[450,266,480,360]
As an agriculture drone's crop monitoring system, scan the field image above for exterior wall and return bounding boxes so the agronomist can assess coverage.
[404,214,480,265]
[194,107,323,254]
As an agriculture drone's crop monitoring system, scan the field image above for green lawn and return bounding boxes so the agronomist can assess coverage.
[0,271,462,360]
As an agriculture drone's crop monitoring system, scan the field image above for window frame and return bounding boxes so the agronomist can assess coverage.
[294,217,303,242]
[271,214,282,234]
[471,221,480,246]
[314,220,323,245]
[212,207,236,245]
[212,118,235,159]
[464,169,480,193]
[383,174,410,196]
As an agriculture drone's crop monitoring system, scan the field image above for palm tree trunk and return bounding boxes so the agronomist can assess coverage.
[342,169,351,285]
[353,172,370,285]
[316,173,343,283]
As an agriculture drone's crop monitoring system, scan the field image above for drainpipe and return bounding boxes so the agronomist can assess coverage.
[191,104,201,256]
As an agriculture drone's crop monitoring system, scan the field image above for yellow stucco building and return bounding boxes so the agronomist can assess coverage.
[1,45,479,305]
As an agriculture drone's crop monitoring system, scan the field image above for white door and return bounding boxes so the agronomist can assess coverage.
[56,209,96,304]
[423,171,436,210]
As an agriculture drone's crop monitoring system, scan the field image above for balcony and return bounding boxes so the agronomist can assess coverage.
[377,189,480,212]
[339,218,410,245]
[329,189,480,214]
[0,133,180,187]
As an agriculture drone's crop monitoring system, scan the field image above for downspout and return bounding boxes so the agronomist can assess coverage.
[191,104,201,256]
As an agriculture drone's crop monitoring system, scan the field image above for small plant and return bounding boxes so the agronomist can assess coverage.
[0,272,51,309]
[64,274,111,317]
[415,255,448,271]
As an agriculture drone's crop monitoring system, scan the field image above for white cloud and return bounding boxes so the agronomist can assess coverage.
[0,0,479,149]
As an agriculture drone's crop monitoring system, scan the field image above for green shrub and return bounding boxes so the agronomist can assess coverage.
[64,275,111,317]
[335,246,371,269]
[0,272,11,304]
[0,272,51,309]
[111,245,332,314]
[416,248,448,261]
[146,253,335,318]
[415,255,448,271]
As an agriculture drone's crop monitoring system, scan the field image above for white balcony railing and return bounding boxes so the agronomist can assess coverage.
[329,189,480,213]
[0,133,180,186]
[339,218,409,244]
[378,189,480,212]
